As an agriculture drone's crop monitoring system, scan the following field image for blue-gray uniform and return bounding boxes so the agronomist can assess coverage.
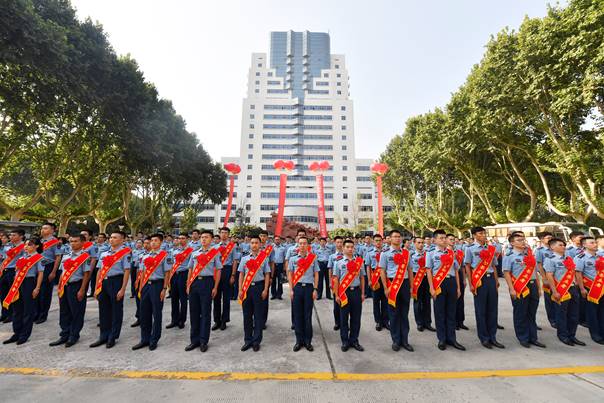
[168,246,192,327]
[574,251,603,342]
[56,249,91,343]
[566,245,582,259]
[315,245,331,299]
[9,252,44,343]
[464,242,501,344]
[328,251,344,327]
[130,247,145,297]
[188,239,202,251]
[188,247,222,347]
[333,255,365,346]
[535,245,556,326]
[37,236,63,322]
[90,241,110,296]
[544,252,579,342]
[503,249,540,344]
[289,253,320,346]
[96,246,131,344]
[0,242,25,321]
[138,250,173,347]
[410,249,432,329]
[366,246,388,328]
[426,247,459,344]
[270,243,287,299]
[379,247,412,346]
[213,241,241,327]
[327,243,336,254]
[238,252,271,347]
[239,242,251,256]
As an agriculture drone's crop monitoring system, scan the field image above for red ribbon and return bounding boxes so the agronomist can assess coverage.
[370,162,388,236]
[222,163,241,227]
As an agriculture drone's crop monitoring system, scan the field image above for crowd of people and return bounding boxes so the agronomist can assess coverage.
[0,223,603,354]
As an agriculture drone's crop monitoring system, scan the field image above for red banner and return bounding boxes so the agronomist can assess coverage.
[239,248,271,303]
[470,244,497,292]
[223,175,235,227]
[275,173,287,237]
[316,174,327,238]
[369,252,382,291]
[554,256,576,303]
[43,238,60,251]
[138,251,168,298]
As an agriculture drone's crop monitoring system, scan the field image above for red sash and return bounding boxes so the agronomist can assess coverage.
[2,254,43,308]
[338,257,363,307]
[369,252,382,291]
[584,257,604,304]
[43,238,60,251]
[455,250,464,267]
[470,244,496,292]
[94,247,131,297]
[238,249,271,303]
[411,253,427,299]
[169,247,193,279]
[82,241,93,251]
[511,249,536,298]
[291,253,317,287]
[187,248,220,292]
[432,249,455,296]
[218,242,236,265]
[0,243,25,277]
[58,252,90,298]
[138,251,168,297]
[387,249,410,307]
[554,256,576,303]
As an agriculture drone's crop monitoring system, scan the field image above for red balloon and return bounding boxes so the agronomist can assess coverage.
[371,162,388,175]
[309,162,320,171]
[319,160,331,171]
[273,160,285,170]
[224,163,241,175]
[284,160,295,171]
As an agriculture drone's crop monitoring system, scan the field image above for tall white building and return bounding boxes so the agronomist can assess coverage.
[193,31,391,231]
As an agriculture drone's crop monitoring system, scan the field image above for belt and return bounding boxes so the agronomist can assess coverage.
[67,279,83,285]
[348,286,358,291]
[105,274,123,280]
[147,279,164,285]
[528,279,536,284]
[250,281,263,286]
[485,273,493,278]
[196,275,213,280]
[295,283,313,287]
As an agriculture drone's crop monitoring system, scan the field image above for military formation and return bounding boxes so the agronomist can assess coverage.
[1,223,603,354]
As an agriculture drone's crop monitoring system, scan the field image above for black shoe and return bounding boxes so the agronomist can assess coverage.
[65,340,77,348]
[425,325,436,332]
[96,323,100,327]
[211,323,221,331]
[178,323,185,329]
[132,342,149,350]
[305,343,314,352]
[89,339,107,348]
[520,341,531,348]
[34,317,47,325]
[130,320,140,328]
[352,342,364,352]
[326,296,333,300]
[560,338,574,346]
[252,344,260,352]
[593,339,604,345]
[241,343,252,351]
[165,322,177,329]
[185,343,200,351]
[417,326,425,332]
[571,337,586,346]
[536,326,543,331]
[384,323,391,331]
[49,338,68,347]
[491,340,505,349]
[16,339,27,345]
[376,324,383,331]
[392,343,400,352]
[220,323,227,331]
[481,341,493,349]
[579,322,588,328]
[458,324,469,330]
[3,335,18,344]
[341,344,349,352]
[200,343,208,352]
[293,343,302,352]
[277,296,284,300]
[530,340,546,348]
[106,339,116,349]
[401,343,414,352]
[270,296,276,300]
[452,342,466,351]
[317,297,322,300]
[2,318,11,324]
[263,324,267,330]
[497,324,504,330]
[438,342,446,350]
[149,344,157,351]
[550,322,557,329]
[333,325,340,331]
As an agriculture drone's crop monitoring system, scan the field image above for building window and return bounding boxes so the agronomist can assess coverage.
[342,145,347,150]
[341,116,346,120]
[247,154,253,159]
[383,206,393,212]
[341,106,346,111]
[343,166,348,171]
[258,63,262,67]
[341,125,347,130]
[360,206,373,212]
[255,80,260,85]
[220,217,236,224]
[255,89,259,93]
[255,72,260,76]
[356,165,370,171]
[343,218,349,224]
[249,133,254,139]
[260,217,271,223]
[246,192,252,198]
[197,216,215,223]
[343,205,348,212]
[337,90,342,95]
[323,73,329,78]
[337,82,342,86]
[343,176,347,181]
[247,175,252,180]
[267,80,280,85]
[342,135,347,140]
[342,155,347,160]
[249,124,254,129]
[250,114,255,119]
[250,105,255,109]
[357,176,372,182]
[337,73,341,78]
[359,193,373,200]
[248,144,253,149]
[335,64,340,69]
[268,72,273,77]
[343,193,348,199]
[247,164,252,169]
[316,81,329,86]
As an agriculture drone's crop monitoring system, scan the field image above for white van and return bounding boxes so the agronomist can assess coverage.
[484,222,603,246]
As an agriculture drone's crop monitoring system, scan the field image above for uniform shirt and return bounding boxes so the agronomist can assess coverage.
[160,241,173,252]
[2,242,25,269]
[327,243,336,253]
[410,249,426,273]
[574,251,597,281]
[237,252,271,282]
[187,239,202,251]
[189,247,223,277]
[288,253,320,284]
[502,249,538,280]
[379,246,407,278]
[83,242,98,260]
[598,248,604,258]
[270,243,287,264]
[464,241,501,273]
[426,247,459,277]
[425,243,436,253]
[60,242,71,256]
[98,246,132,277]
[566,245,582,259]
[95,242,111,268]
[354,243,366,258]
[535,246,554,265]
[140,250,173,280]
[327,251,343,270]
[131,247,145,269]
[315,245,331,262]
[59,249,91,283]
[285,245,298,261]
[544,253,573,282]
[215,241,241,266]
[333,255,366,287]
[364,246,380,270]
[170,246,192,273]
[239,242,251,256]
[40,236,62,265]
[19,252,45,277]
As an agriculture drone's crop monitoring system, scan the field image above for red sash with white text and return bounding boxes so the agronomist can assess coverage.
[218,242,236,265]
[0,243,24,277]
[338,257,363,307]
[411,253,427,299]
[387,249,410,307]
[2,254,43,308]
[291,253,316,287]
[169,247,193,280]
[369,252,382,291]
[138,251,168,297]
[470,245,496,292]
[94,248,131,297]
[555,256,576,303]
[584,257,604,304]
[187,248,220,292]
[511,249,536,298]
[58,252,90,298]
[43,238,60,251]
[238,248,271,304]
[432,249,455,296]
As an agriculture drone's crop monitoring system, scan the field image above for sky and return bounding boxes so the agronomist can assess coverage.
[70,0,559,161]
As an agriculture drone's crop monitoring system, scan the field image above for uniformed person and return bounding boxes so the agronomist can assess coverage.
[270,235,286,300]
[89,233,110,297]
[536,231,556,328]
[131,237,150,328]
[49,235,92,347]
[130,239,144,299]
[333,239,365,352]
[36,222,63,324]
[465,227,504,349]
[166,234,192,329]
[0,229,25,324]
[185,230,222,352]
[80,229,98,278]
[288,236,320,351]
[426,229,465,351]
[315,237,332,300]
[258,230,272,329]
[379,230,414,352]
[574,236,604,344]
[2,237,44,345]
[188,229,202,251]
[212,227,240,331]
[450,235,468,331]
[502,233,545,348]
[90,231,131,349]
[544,238,585,346]
[567,231,586,327]
[238,235,270,352]
[327,236,344,331]
[411,237,434,332]
[367,234,389,331]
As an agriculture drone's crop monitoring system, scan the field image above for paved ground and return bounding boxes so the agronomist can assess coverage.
[1,281,603,402]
